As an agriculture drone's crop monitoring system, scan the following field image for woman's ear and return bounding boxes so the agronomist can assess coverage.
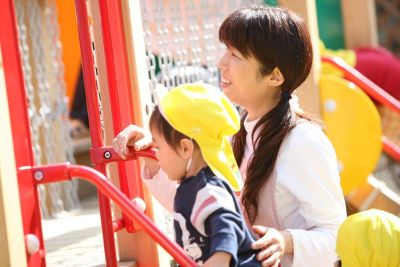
[267,67,284,87]
[179,138,194,160]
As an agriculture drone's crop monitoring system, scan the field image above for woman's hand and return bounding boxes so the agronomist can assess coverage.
[112,124,153,159]
[251,225,293,267]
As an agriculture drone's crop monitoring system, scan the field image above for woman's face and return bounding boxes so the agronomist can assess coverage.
[217,46,274,115]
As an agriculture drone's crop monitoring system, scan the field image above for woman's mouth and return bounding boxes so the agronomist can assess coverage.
[220,77,231,88]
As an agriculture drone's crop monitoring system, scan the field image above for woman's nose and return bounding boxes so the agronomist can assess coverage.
[217,52,228,69]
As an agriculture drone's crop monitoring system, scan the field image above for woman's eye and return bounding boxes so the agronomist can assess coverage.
[231,52,240,59]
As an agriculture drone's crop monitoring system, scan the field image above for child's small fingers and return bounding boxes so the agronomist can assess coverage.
[134,137,152,151]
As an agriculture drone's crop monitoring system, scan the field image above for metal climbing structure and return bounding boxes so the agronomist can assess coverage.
[0,0,247,266]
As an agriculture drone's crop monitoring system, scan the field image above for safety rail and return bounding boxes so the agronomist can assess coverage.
[90,146,157,165]
[322,56,400,162]
[18,162,196,267]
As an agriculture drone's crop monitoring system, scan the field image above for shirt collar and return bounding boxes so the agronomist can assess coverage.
[243,115,260,134]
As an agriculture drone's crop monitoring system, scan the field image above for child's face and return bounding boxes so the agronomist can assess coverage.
[151,129,187,181]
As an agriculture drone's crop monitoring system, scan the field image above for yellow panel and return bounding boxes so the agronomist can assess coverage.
[319,74,382,195]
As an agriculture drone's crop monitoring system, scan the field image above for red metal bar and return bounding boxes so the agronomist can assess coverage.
[322,56,400,162]
[0,0,46,265]
[98,0,143,233]
[90,146,157,165]
[321,56,400,113]
[19,164,197,267]
[382,137,400,162]
[74,0,117,265]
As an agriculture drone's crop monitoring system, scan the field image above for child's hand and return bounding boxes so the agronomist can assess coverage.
[251,225,292,267]
[112,124,153,159]
[203,251,231,267]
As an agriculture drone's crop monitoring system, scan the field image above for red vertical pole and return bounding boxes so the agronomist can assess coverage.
[0,0,45,266]
[98,0,144,232]
[74,0,118,266]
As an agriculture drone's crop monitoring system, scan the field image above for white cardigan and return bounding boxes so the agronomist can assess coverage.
[242,118,346,267]
[142,119,346,267]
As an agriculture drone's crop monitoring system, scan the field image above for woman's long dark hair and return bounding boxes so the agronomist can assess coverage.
[219,6,318,223]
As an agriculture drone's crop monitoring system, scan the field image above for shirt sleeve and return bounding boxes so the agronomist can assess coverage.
[279,126,346,267]
[141,165,177,212]
[192,183,247,266]
[205,209,243,266]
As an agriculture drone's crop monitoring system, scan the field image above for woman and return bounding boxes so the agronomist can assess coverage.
[113,6,346,267]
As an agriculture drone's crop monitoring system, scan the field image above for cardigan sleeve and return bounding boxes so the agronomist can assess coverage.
[279,125,346,267]
[141,165,177,212]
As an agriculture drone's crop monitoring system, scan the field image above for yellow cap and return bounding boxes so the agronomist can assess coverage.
[159,83,243,191]
[336,209,400,267]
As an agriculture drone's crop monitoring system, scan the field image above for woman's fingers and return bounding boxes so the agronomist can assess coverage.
[251,225,272,250]
[252,225,268,236]
[251,225,285,266]
[261,252,281,267]
[256,244,279,261]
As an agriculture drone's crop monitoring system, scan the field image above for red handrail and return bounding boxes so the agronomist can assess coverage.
[74,0,117,264]
[321,56,400,113]
[322,56,400,162]
[19,163,196,267]
[90,146,157,165]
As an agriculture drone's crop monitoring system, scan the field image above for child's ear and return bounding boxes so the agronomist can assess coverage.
[267,67,284,87]
[179,138,194,159]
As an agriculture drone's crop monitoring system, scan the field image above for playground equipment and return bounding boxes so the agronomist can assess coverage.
[1,0,400,266]
[1,0,246,266]
[319,73,382,195]
[1,0,197,265]
[322,56,400,163]
[321,56,400,215]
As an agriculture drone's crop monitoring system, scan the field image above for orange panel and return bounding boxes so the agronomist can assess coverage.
[56,0,81,110]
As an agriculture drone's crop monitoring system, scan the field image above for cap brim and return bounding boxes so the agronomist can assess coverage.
[197,137,243,192]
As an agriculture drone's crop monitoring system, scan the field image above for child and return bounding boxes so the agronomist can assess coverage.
[336,209,400,267]
[149,83,259,266]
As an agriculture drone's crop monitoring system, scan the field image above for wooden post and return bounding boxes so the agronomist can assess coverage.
[87,0,160,266]
[121,0,173,266]
[278,0,321,117]
[341,0,378,48]
[0,43,27,267]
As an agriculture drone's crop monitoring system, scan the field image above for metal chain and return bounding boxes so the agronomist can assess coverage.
[15,0,42,166]
[45,0,80,211]
[16,0,51,219]
[30,0,65,216]
[16,0,84,216]
[141,1,243,93]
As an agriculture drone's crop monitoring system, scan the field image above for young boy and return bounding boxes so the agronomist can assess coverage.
[149,83,259,266]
